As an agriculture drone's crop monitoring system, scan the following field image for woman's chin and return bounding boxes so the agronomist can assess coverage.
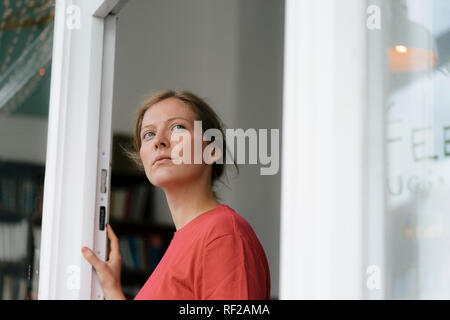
[149,165,204,189]
[149,168,186,188]
[149,173,175,188]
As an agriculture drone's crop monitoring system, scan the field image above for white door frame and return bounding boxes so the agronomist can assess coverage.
[38,0,128,300]
[279,0,367,299]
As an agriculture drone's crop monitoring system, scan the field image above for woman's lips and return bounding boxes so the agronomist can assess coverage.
[153,158,172,166]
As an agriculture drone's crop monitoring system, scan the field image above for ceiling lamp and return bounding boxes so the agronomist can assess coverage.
[388,7,439,72]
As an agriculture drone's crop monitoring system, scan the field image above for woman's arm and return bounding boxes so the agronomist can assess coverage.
[82,224,127,300]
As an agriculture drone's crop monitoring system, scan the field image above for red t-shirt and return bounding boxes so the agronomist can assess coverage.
[134,204,271,300]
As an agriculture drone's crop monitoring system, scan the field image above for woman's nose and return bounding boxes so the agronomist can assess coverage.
[153,131,169,149]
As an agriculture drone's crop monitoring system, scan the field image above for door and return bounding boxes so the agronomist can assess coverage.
[37,0,127,300]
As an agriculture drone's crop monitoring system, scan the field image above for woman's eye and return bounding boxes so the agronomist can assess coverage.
[172,124,185,131]
[143,131,154,140]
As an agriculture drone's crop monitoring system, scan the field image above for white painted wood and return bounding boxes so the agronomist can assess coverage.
[280,0,367,299]
[38,0,125,300]
[94,0,129,18]
[364,0,388,300]
[91,14,117,300]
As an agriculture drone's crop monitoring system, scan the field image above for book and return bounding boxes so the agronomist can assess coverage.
[0,220,28,262]
[118,233,168,272]
[110,184,151,222]
[1,274,27,300]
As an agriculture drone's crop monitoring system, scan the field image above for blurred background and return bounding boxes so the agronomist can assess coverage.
[0,0,449,300]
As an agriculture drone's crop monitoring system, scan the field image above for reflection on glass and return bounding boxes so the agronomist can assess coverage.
[383,0,450,299]
[0,0,54,300]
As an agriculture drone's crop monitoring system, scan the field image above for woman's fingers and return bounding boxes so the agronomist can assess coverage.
[106,224,121,261]
[81,227,122,295]
[81,225,121,267]
[82,246,116,290]
[81,246,105,272]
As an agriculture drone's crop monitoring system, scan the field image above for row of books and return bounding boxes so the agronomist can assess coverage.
[0,176,42,215]
[110,184,151,222]
[119,233,170,272]
[0,220,29,263]
[1,274,28,300]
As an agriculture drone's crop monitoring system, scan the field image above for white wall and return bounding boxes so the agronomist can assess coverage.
[0,114,48,164]
[113,0,284,298]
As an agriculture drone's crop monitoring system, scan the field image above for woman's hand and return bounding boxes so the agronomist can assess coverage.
[81,224,126,300]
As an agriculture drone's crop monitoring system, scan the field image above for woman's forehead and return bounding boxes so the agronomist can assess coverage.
[142,98,196,126]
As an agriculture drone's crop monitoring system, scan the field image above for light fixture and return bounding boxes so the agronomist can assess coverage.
[394,45,408,54]
[388,3,439,72]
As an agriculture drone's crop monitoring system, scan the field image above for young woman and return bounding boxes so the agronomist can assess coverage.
[82,90,271,300]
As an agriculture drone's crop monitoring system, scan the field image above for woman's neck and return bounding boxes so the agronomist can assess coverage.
[162,177,220,231]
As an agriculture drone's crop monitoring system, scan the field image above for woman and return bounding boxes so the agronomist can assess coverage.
[82,89,271,300]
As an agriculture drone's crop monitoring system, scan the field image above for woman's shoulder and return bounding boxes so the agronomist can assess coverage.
[202,204,258,245]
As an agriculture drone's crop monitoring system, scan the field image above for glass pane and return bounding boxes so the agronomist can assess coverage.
[369,0,450,299]
[0,0,54,300]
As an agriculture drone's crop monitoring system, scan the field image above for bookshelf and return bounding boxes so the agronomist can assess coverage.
[0,134,175,300]
[0,160,44,300]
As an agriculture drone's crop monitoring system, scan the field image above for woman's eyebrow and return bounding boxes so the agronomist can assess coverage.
[141,117,191,131]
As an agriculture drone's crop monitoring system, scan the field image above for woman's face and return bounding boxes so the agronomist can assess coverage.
[139,97,210,189]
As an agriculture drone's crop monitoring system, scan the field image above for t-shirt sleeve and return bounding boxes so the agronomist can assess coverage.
[201,233,268,300]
